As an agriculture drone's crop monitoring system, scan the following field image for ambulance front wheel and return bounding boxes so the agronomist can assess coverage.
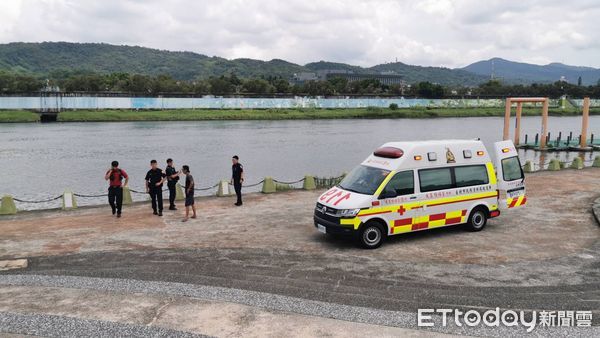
[465,207,488,232]
[358,221,386,249]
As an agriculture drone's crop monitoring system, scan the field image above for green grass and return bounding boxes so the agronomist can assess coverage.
[55,107,600,121]
[0,110,41,122]
[1,107,598,123]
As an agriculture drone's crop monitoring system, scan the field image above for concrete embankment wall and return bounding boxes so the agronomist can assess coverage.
[0,96,564,110]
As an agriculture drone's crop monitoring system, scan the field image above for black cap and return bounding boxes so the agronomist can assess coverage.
[232,155,239,160]
[167,158,173,163]
[111,161,119,167]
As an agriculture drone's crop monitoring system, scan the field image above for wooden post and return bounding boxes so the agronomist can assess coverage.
[580,97,590,147]
[515,102,522,145]
[540,98,549,148]
[503,98,511,141]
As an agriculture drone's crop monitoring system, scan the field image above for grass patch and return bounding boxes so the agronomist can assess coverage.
[2,106,598,123]
[0,110,40,123]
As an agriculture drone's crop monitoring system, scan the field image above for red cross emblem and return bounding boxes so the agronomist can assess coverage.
[398,205,406,215]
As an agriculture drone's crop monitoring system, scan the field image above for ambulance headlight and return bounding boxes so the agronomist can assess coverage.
[338,209,360,218]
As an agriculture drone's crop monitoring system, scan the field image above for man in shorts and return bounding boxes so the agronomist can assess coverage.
[181,165,197,222]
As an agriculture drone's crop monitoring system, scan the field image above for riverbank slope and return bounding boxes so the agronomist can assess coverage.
[1,106,598,122]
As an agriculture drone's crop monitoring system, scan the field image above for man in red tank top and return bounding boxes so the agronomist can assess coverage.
[104,160,129,217]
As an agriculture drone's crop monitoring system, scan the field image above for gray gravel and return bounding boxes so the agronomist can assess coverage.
[0,311,209,337]
[1,274,598,337]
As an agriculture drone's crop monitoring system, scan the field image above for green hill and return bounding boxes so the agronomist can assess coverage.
[304,61,487,85]
[0,42,306,80]
[370,62,488,86]
[0,42,514,86]
[463,57,600,85]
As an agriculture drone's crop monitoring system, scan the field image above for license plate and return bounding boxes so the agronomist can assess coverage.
[507,187,525,198]
[508,190,524,198]
[317,224,327,234]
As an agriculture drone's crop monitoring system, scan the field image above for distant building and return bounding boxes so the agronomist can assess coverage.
[315,69,353,79]
[291,69,407,88]
[291,72,318,84]
[324,72,406,86]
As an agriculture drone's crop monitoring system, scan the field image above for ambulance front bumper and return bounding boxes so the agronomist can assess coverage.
[313,213,357,235]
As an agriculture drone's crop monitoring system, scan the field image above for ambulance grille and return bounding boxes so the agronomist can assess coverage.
[315,203,341,223]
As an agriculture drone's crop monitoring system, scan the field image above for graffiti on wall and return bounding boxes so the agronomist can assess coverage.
[0,96,563,110]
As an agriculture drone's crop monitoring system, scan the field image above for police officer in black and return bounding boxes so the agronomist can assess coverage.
[145,159,166,216]
[165,158,180,210]
[230,155,244,206]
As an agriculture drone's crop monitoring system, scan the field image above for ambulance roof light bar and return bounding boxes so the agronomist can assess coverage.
[374,147,404,159]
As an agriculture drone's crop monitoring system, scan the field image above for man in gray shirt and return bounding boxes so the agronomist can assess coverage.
[181,165,197,222]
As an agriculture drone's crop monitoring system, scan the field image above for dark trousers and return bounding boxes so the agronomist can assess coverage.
[108,186,123,214]
[149,186,163,213]
[168,181,177,208]
[234,181,242,204]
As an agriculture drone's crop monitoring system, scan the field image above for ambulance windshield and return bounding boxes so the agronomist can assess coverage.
[339,165,391,195]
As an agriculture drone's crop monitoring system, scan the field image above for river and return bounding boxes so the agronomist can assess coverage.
[1,116,598,210]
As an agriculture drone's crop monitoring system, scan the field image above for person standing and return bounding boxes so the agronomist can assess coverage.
[231,155,244,206]
[104,161,128,218]
[181,165,197,222]
[145,160,166,216]
[165,158,180,210]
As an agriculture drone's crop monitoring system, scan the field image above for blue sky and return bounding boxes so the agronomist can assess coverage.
[1,0,599,68]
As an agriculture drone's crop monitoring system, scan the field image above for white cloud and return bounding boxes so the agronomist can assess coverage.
[0,0,599,68]
[414,0,454,16]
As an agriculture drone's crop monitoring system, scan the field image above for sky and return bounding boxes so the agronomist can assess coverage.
[0,0,599,68]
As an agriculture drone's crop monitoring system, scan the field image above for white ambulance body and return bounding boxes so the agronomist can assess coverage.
[314,139,526,249]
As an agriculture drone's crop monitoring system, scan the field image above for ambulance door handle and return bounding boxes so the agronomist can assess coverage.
[410,196,417,200]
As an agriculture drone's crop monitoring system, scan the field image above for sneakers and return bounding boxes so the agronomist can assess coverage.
[153,211,158,215]
[169,206,177,211]
[117,213,121,218]
[234,202,242,206]
[112,209,116,215]
[158,212,163,216]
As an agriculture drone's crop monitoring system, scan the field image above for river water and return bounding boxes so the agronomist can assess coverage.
[1,116,598,210]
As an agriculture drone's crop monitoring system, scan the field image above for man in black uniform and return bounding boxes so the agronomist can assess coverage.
[165,158,180,210]
[231,155,244,206]
[145,159,166,216]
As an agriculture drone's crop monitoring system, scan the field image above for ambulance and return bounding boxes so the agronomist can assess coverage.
[314,139,526,249]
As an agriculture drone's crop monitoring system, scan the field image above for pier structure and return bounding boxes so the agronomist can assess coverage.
[505,97,598,151]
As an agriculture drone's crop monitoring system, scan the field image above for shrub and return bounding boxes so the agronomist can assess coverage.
[389,103,399,110]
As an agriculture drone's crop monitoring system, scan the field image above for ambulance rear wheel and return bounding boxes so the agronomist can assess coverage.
[358,221,385,249]
[466,207,487,232]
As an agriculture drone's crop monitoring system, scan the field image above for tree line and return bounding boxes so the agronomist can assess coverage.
[1,70,600,98]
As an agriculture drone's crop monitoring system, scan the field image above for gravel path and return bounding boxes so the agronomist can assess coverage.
[1,274,598,337]
[0,311,207,338]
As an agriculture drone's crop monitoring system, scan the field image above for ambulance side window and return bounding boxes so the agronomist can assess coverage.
[454,165,489,187]
[418,167,453,192]
[383,171,414,197]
